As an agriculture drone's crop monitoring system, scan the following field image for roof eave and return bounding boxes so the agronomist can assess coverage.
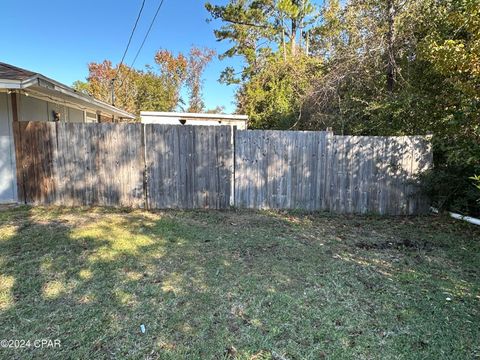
[0,74,135,119]
[0,75,38,89]
[34,75,135,119]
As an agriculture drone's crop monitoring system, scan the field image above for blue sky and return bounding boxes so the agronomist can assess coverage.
[0,0,242,113]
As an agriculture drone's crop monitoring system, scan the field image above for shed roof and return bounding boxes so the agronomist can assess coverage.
[140,111,248,121]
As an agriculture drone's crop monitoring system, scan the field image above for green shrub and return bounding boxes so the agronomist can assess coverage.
[419,167,480,217]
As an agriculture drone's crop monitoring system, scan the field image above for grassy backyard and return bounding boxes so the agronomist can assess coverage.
[0,206,478,359]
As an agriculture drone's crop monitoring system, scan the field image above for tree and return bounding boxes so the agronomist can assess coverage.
[154,49,188,110]
[206,0,320,126]
[72,80,90,95]
[413,0,480,215]
[135,65,172,112]
[276,0,317,56]
[74,46,215,116]
[186,47,216,113]
[206,0,276,82]
[207,0,480,215]
[205,0,317,83]
[238,54,321,129]
[205,105,226,114]
[73,60,139,114]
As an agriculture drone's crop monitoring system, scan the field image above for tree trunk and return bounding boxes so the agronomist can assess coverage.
[305,30,310,56]
[291,19,297,56]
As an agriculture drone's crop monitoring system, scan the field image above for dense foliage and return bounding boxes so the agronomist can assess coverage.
[207,0,480,215]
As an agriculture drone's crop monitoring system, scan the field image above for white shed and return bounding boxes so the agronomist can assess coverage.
[140,111,248,130]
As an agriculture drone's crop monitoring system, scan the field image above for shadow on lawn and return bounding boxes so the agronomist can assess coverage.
[0,207,479,359]
[0,207,258,358]
[0,209,172,357]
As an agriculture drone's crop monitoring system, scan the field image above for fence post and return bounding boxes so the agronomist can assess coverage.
[141,123,149,210]
[230,125,237,207]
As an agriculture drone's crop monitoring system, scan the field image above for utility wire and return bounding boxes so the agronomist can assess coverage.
[111,0,146,105]
[117,0,146,72]
[130,0,166,69]
[118,0,166,89]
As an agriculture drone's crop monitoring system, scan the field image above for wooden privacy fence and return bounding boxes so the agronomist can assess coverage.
[13,122,233,209]
[13,122,432,214]
[235,130,432,215]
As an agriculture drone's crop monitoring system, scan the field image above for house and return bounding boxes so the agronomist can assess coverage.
[0,62,135,203]
[140,111,248,130]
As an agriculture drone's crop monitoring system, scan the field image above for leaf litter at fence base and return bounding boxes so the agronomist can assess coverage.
[0,206,478,359]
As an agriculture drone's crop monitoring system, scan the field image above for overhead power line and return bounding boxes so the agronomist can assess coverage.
[111,0,146,105]
[118,0,146,70]
[117,0,166,89]
[129,0,166,69]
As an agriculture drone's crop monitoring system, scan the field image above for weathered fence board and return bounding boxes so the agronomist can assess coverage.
[234,130,432,215]
[144,124,233,209]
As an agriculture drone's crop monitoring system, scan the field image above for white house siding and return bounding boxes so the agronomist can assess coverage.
[19,94,48,121]
[68,107,84,122]
[0,92,17,203]
[17,94,87,123]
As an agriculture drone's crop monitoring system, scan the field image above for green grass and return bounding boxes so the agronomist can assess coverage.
[0,206,478,359]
